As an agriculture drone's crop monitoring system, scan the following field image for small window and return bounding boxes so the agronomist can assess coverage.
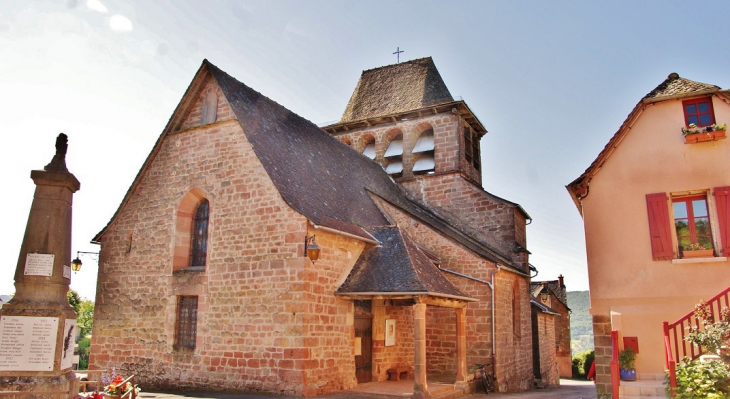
[683,98,715,127]
[362,139,376,160]
[201,92,218,125]
[512,281,521,337]
[191,199,209,267]
[175,296,198,350]
[673,195,713,256]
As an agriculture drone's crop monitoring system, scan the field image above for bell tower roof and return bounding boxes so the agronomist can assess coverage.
[339,57,453,123]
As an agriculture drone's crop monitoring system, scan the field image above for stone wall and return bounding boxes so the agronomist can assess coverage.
[536,312,559,385]
[89,76,363,396]
[371,303,415,381]
[592,314,612,398]
[493,271,534,392]
[552,299,572,378]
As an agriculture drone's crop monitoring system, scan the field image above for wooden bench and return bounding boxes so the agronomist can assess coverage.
[387,366,410,381]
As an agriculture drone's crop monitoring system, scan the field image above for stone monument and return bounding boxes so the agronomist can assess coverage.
[0,133,80,398]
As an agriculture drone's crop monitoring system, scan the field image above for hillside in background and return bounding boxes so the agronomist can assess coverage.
[568,290,594,355]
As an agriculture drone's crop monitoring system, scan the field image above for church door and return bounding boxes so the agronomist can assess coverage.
[354,300,373,384]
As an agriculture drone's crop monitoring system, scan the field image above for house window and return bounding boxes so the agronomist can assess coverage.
[683,97,715,127]
[175,296,198,350]
[673,196,713,253]
[646,188,730,260]
[191,199,209,267]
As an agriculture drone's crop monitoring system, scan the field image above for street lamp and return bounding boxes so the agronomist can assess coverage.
[71,251,99,272]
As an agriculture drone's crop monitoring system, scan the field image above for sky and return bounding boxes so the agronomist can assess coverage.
[2,1,730,301]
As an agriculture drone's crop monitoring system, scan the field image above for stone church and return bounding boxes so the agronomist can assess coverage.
[88,57,536,397]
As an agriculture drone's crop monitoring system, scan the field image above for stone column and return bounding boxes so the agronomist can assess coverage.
[412,301,430,399]
[0,134,80,398]
[455,307,467,383]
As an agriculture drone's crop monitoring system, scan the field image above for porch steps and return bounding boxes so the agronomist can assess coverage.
[619,373,665,399]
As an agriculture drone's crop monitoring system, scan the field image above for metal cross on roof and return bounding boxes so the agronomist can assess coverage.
[393,47,404,63]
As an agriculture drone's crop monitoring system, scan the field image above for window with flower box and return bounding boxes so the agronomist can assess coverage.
[646,187,730,260]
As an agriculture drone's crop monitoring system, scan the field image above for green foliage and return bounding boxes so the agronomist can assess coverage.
[619,347,636,370]
[572,349,594,378]
[67,289,81,314]
[686,301,730,357]
[77,299,95,338]
[568,291,594,355]
[78,336,91,370]
[668,357,730,398]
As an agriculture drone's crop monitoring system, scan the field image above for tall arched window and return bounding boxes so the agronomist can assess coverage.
[191,199,209,267]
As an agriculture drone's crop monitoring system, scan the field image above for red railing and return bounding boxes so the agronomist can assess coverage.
[663,285,730,397]
[610,330,620,399]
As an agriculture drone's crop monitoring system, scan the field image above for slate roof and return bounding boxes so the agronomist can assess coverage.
[336,227,474,301]
[567,73,729,212]
[339,57,454,123]
[531,280,569,309]
[94,60,522,274]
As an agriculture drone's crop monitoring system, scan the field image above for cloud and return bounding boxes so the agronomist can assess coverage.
[87,0,108,13]
[110,15,133,32]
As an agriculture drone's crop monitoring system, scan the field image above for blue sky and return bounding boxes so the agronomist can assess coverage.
[2,1,730,300]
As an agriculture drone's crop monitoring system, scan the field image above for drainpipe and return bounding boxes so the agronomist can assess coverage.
[489,265,502,361]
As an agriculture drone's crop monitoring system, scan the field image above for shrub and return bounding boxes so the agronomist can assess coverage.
[667,357,730,398]
[572,350,594,378]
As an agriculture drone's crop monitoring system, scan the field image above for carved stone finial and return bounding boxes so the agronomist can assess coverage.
[44,133,69,173]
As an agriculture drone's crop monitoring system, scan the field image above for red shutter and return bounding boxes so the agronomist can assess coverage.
[713,186,730,256]
[646,193,674,260]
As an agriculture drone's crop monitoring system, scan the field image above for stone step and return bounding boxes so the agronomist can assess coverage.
[432,386,464,399]
[619,377,666,398]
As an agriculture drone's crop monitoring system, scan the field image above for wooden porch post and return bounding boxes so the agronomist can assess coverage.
[412,301,431,399]
[455,307,467,382]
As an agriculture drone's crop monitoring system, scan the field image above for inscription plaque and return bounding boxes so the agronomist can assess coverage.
[24,253,54,276]
[0,316,58,371]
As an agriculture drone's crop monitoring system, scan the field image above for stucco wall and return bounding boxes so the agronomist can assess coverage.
[580,94,730,385]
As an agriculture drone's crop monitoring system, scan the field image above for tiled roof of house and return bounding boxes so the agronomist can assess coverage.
[336,227,473,301]
[567,73,728,212]
[339,57,454,123]
[643,73,720,100]
[531,298,560,316]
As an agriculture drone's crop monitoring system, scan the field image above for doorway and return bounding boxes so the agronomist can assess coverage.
[354,300,373,384]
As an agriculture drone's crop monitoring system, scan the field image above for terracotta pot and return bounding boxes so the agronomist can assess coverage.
[682,249,714,258]
[684,129,727,144]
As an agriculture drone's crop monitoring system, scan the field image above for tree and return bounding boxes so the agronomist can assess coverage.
[77,299,94,338]
[67,289,81,314]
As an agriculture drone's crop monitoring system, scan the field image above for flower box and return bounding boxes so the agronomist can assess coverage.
[685,129,727,144]
[682,249,714,258]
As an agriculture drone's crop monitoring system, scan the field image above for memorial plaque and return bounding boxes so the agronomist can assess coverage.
[63,265,71,279]
[24,253,55,276]
[0,316,58,371]
[61,319,76,369]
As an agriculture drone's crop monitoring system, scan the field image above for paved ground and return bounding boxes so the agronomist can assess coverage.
[137,379,596,399]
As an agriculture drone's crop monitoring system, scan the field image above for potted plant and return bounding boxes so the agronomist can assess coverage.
[683,123,728,144]
[682,243,714,259]
[619,347,637,381]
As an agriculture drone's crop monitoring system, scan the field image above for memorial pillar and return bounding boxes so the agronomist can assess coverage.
[412,300,430,399]
[0,134,80,398]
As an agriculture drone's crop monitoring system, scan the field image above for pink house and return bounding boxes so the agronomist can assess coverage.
[567,73,730,398]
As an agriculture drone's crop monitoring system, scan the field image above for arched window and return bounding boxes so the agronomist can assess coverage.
[362,136,376,159]
[384,133,404,178]
[512,280,521,337]
[413,128,435,175]
[191,199,209,266]
[173,189,209,271]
